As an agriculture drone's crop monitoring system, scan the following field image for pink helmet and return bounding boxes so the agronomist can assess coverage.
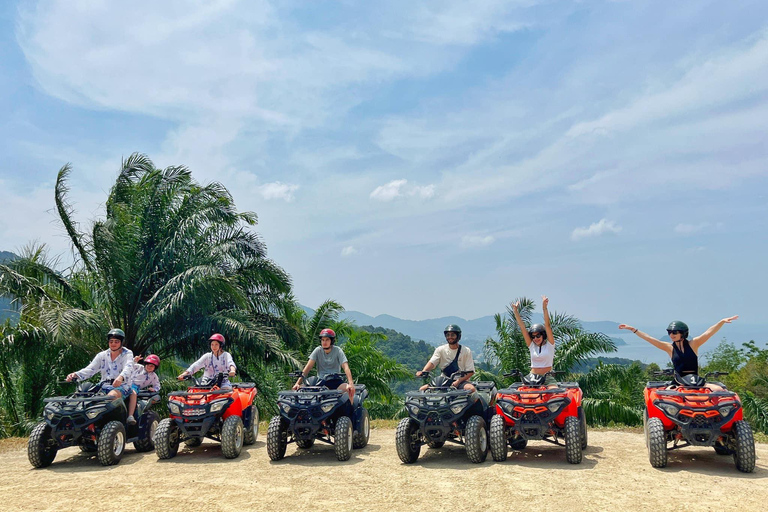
[209,333,226,347]
[144,354,160,367]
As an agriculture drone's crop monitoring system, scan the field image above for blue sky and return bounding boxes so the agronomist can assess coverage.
[1,1,767,335]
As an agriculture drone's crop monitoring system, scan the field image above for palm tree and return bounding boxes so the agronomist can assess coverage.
[0,154,296,432]
[282,299,354,357]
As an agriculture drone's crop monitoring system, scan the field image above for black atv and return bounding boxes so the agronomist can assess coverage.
[267,371,370,462]
[28,379,160,468]
[395,371,497,464]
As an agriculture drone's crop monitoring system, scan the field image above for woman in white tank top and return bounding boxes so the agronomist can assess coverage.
[511,296,556,383]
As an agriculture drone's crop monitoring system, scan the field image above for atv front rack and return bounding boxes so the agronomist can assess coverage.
[44,395,114,403]
[655,390,737,398]
[169,389,233,397]
[498,387,570,397]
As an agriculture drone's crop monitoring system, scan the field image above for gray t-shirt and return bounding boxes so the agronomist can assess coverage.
[309,345,348,378]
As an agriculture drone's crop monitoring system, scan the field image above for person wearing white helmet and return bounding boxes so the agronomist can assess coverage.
[66,328,134,399]
[178,333,237,387]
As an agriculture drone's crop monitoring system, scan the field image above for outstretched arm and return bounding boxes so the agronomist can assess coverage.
[511,301,532,347]
[542,296,555,346]
[691,316,739,351]
[619,324,673,357]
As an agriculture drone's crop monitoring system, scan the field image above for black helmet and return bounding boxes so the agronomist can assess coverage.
[106,328,125,343]
[444,324,462,342]
[667,321,689,339]
[528,324,547,341]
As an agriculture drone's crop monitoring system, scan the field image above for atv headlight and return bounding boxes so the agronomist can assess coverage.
[450,400,468,414]
[718,405,734,417]
[45,408,56,420]
[168,402,181,415]
[279,402,292,414]
[546,400,564,414]
[86,407,106,419]
[500,401,515,415]
[321,401,336,413]
[657,403,678,417]
[407,404,420,416]
[210,400,228,413]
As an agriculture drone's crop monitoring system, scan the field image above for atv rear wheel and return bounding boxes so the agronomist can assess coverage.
[296,439,315,449]
[353,407,370,449]
[395,418,421,463]
[266,416,288,461]
[184,437,203,447]
[647,417,667,468]
[509,435,527,450]
[28,422,57,468]
[221,415,244,459]
[334,416,353,461]
[426,439,445,449]
[243,406,259,445]
[465,415,488,463]
[134,411,159,452]
[97,420,126,466]
[578,406,588,450]
[732,420,755,473]
[155,418,180,459]
[564,416,582,464]
[489,414,508,462]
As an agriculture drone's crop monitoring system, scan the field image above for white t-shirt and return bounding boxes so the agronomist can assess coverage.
[75,347,134,382]
[428,344,475,373]
[529,341,555,368]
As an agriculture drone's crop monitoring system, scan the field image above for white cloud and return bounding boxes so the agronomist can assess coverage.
[370,179,408,201]
[341,246,358,257]
[461,235,495,248]
[258,182,299,202]
[410,184,435,199]
[571,219,622,241]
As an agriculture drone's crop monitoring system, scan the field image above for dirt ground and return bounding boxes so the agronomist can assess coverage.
[1,427,766,512]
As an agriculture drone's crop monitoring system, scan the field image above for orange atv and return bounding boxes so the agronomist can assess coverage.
[489,370,587,464]
[155,372,258,459]
[644,369,755,472]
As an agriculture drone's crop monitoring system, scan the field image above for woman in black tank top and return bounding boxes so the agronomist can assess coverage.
[618,316,739,377]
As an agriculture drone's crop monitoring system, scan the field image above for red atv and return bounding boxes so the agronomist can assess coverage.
[489,370,587,464]
[155,372,258,459]
[644,369,755,472]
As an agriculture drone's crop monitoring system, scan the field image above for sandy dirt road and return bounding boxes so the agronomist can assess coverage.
[1,428,766,512]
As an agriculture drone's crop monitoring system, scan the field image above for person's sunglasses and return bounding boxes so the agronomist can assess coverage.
[667,330,681,335]
[530,333,544,339]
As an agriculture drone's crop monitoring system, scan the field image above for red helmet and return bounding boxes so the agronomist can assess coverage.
[144,354,160,367]
[319,328,336,339]
[209,333,226,347]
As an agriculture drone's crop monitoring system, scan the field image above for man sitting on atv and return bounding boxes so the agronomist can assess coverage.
[178,333,237,387]
[66,328,135,399]
[416,324,476,392]
[618,316,738,389]
[126,354,161,425]
[292,328,356,399]
[511,296,557,385]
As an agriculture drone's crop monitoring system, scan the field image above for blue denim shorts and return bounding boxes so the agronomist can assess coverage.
[102,383,133,398]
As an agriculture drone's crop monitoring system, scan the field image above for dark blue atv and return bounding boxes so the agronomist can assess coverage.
[28,379,160,467]
[267,372,369,461]
[395,371,497,464]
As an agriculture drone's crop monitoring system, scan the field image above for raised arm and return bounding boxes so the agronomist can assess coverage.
[511,301,532,347]
[542,296,555,346]
[619,324,672,356]
[691,315,739,351]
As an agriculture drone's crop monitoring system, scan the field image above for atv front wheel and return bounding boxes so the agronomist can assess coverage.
[395,418,421,463]
[334,416,353,461]
[353,407,370,449]
[97,420,126,466]
[155,418,180,459]
[465,415,488,463]
[732,420,755,473]
[134,411,159,452]
[266,416,288,461]
[564,416,582,464]
[578,406,588,450]
[28,422,57,468]
[243,406,259,445]
[647,417,667,468]
[221,415,244,459]
[489,414,508,462]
